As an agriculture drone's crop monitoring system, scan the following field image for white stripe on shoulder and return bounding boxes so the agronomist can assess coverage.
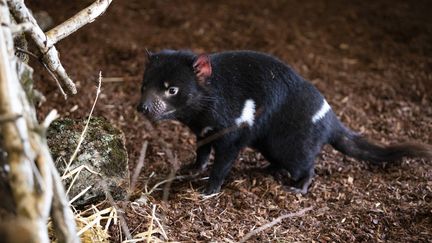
[235,99,256,127]
[312,99,331,123]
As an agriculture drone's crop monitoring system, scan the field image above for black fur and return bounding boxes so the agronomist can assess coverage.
[137,50,432,195]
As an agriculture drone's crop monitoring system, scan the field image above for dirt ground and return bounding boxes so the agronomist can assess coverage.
[30,0,432,242]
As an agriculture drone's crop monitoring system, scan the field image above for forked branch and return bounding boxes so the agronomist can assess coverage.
[46,0,113,45]
[7,0,113,96]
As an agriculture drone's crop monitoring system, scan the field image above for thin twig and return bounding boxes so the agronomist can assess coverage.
[130,141,148,193]
[15,47,39,59]
[14,47,68,99]
[104,181,132,240]
[146,205,156,243]
[239,206,314,243]
[162,155,177,202]
[68,185,91,204]
[146,175,189,195]
[41,109,58,129]
[197,106,264,147]
[103,76,140,83]
[103,77,124,83]
[63,71,102,176]
[153,211,168,241]
[65,165,85,195]
[104,206,117,233]
[76,214,102,236]
[61,164,100,180]
[43,62,68,99]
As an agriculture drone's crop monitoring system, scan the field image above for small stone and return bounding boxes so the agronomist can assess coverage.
[347,175,354,184]
[47,117,129,207]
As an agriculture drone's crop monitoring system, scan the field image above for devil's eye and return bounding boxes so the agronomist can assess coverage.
[167,87,179,96]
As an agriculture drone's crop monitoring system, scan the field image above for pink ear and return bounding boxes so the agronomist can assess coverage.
[193,54,212,85]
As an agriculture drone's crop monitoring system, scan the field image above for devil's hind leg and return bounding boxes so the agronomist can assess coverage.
[255,133,321,194]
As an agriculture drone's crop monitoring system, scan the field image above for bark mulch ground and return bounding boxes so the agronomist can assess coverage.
[30,0,432,242]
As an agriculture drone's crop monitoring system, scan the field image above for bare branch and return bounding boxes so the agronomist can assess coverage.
[42,61,68,99]
[1,2,50,242]
[50,159,80,243]
[0,0,37,219]
[2,1,112,241]
[46,0,113,45]
[7,0,77,95]
[32,140,53,243]
[239,207,313,243]
[1,2,79,242]
[15,47,39,59]
[104,182,132,240]
[129,141,148,192]
[146,205,156,243]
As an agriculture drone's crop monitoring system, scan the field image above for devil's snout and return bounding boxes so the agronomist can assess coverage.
[136,102,150,114]
[137,94,167,121]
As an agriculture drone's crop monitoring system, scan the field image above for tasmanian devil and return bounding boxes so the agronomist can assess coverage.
[136,50,432,195]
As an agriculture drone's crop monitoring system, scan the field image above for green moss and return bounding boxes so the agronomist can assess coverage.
[104,137,128,177]
[46,117,129,206]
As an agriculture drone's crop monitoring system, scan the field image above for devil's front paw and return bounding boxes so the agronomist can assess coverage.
[203,177,222,196]
[203,182,221,196]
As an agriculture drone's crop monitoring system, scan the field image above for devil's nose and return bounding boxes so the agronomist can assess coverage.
[137,103,149,113]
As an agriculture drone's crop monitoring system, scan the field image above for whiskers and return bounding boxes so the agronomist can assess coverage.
[193,94,222,117]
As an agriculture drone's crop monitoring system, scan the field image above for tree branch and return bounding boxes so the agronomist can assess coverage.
[0,0,37,219]
[7,0,77,95]
[239,207,313,243]
[0,1,79,242]
[46,0,113,45]
[1,1,113,242]
[0,1,48,242]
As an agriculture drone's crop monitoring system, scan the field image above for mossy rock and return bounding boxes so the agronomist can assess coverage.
[47,117,129,207]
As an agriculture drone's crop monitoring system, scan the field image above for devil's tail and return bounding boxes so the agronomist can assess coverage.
[329,119,432,164]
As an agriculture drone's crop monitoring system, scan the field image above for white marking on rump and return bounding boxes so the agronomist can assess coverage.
[312,99,331,123]
[200,126,213,137]
[235,99,256,127]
